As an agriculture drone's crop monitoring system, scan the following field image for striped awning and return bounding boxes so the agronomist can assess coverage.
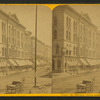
[80,58,89,65]
[86,59,97,66]
[8,59,18,66]
[25,60,33,66]
[0,59,10,67]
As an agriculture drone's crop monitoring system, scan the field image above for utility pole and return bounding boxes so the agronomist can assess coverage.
[77,37,80,74]
[6,13,9,75]
[29,5,38,93]
[34,5,37,88]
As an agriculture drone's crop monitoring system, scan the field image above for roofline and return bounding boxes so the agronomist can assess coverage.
[0,9,26,29]
[66,5,97,28]
[56,5,97,29]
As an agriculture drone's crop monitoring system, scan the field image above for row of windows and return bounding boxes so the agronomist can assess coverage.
[55,44,78,56]
[2,22,30,45]
[2,47,31,58]
[2,34,30,50]
[54,42,96,58]
[79,47,95,58]
[8,26,20,39]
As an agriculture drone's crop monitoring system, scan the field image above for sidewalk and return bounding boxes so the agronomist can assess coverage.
[53,69,99,79]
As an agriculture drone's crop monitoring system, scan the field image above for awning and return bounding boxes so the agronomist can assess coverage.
[80,58,89,65]
[74,60,81,66]
[23,60,28,66]
[2,59,10,67]
[96,60,100,65]
[94,60,98,65]
[8,59,18,66]
[67,60,74,67]
[25,60,33,65]
[86,59,96,66]
[15,60,25,66]
[0,61,5,67]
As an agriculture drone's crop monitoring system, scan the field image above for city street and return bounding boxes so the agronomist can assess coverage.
[52,69,100,93]
[0,66,52,94]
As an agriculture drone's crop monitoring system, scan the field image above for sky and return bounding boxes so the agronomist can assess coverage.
[0,5,52,46]
[70,5,100,29]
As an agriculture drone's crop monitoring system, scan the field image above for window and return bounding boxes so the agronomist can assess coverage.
[2,22,6,33]
[69,18,71,28]
[52,60,55,71]
[76,47,78,55]
[54,30,57,39]
[2,22,3,32]
[76,34,77,42]
[2,47,4,56]
[69,51,71,55]
[69,31,71,40]
[57,59,61,68]
[5,48,7,57]
[9,26,10,36]
[66,17,68,27]
[66,30,68,40]
[66,50,68,55]
[75,22,77,31]
[77,47,79,55]
[56,45,59,54]
[73,34,75,42]
[73,46,75,55]
[54,16,57,26]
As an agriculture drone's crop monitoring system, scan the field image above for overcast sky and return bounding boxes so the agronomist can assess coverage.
[0,5,52,46]
[70,5,100,29]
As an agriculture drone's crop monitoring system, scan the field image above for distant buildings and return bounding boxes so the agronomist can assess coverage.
[52,5,100,73]
[31,37,52,67]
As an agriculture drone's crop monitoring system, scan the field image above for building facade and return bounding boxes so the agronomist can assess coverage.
[31,36,52,67]
[52,5,99,73]
[0,9,32,72]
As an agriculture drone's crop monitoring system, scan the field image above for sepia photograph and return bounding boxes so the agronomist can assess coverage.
[52,5,100,93]
[1,4,100,94]
[0,5,52,94]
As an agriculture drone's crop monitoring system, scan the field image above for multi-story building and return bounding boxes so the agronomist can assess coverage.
[0,9,32,72]
[96,30,100,59]
[52,5,99,73]
[44,45,52,65]
[31,36,52,67]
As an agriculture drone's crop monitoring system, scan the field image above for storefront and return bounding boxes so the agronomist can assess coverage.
[79,58,89,69]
